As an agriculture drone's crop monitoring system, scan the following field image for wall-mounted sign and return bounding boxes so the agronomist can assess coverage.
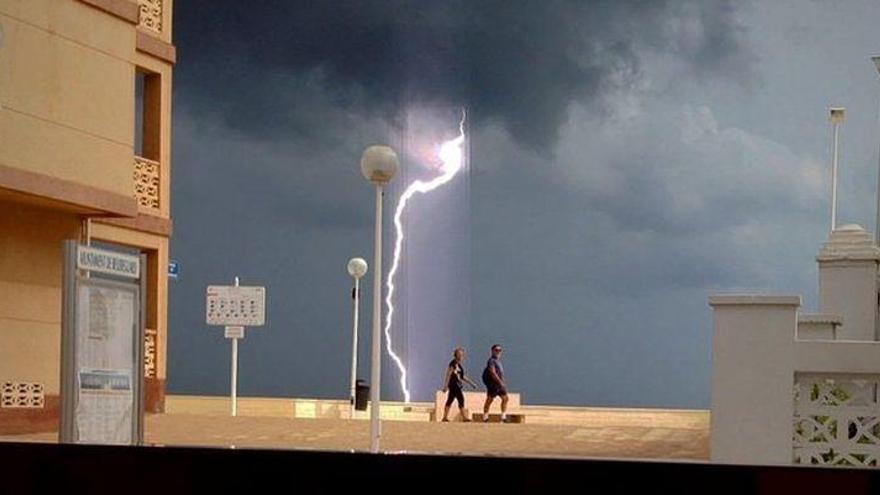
[168,260,180,279]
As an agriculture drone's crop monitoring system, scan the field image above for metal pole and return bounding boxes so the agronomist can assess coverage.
[875,105,880,243]
[135,253,147,445]
[231,276,239,417]
[370,185,383,452]
[874,57,880,244]
[60,240,78,443]
[83,218,92,246]
[872,58,880,341]
[350,277,359,419]
[832,120,840,231]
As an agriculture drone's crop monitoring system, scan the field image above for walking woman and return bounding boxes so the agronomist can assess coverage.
[442,347,478,422]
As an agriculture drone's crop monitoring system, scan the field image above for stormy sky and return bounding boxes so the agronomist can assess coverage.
[168,1,880,408]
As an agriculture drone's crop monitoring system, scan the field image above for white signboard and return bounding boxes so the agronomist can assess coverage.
[206,285,266,326]
[77,246,140,279]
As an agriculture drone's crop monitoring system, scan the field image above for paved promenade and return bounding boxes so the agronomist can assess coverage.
[1,408,709,460]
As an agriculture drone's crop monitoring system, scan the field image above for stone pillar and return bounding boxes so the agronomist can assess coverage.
[817,224,880,341]
[709,295,800,465]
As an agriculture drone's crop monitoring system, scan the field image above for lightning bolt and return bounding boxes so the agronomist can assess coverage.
[384,110,466,403]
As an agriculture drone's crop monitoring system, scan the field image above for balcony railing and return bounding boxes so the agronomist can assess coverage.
[793,374,880,467]
[138,0,163,36]
[134,156,160,211]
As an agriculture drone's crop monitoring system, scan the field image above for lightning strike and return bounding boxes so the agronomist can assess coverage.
[384,110,466,403]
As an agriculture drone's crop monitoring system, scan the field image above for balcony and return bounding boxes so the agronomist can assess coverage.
[138,0,163,36]
[134,156,160,212]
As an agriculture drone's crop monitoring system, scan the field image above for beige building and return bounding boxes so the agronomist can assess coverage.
[0,0,175,433]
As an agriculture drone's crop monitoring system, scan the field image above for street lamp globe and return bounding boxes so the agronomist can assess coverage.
[360,146,399,185]
[347,257,368,279]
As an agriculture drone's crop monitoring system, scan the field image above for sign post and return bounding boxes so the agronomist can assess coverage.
[231,277,240,417]
[206,278,266,417]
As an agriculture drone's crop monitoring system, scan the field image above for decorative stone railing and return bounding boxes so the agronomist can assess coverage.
[134,156,160,211]
[1,381,45,409]
[138,0,163,36]
[794,374,880,467]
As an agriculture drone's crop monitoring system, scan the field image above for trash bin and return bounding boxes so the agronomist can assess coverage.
[355,379,369,411]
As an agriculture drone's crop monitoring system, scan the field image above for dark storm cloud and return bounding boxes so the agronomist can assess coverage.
[167,0,807,408]
[175,0,754,150]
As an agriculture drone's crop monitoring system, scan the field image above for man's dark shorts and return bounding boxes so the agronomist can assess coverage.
[486,383,508,398]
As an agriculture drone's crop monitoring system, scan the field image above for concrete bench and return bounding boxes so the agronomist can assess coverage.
[433,390,522,422]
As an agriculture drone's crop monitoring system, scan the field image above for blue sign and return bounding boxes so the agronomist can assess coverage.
[168,260,180,279]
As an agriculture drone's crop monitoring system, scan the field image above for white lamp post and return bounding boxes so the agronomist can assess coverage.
[360,145,399,453]
[346,257,368,419]
[829,107,845,232]
[872,56,880,244]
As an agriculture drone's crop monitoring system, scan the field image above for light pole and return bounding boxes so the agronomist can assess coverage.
[360,145,399,453]
[829,107,845,232]
[872,56,880,244]
[347,257,368,419]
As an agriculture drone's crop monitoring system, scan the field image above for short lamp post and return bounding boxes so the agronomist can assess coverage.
[347,257,367,419]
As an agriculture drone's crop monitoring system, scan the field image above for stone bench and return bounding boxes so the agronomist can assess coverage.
[433,390,522,422]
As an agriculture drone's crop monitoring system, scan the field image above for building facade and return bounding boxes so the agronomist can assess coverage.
[0,0,175,433]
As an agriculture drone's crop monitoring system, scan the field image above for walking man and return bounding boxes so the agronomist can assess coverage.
[481,344,509,422]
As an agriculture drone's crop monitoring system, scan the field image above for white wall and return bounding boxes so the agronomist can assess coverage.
[709,295,799,465]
